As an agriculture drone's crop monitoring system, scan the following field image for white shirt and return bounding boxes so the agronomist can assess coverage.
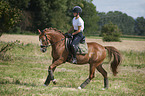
[72,17,84,32]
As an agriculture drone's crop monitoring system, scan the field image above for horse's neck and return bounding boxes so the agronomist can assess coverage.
[49,32,65,48]
[51,32,64,41]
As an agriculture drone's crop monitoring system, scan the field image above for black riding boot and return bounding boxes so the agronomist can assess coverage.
[70,32,83,64]
[71,44,77,64]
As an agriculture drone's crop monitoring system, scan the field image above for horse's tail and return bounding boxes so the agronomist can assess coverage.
[105,46,122,76]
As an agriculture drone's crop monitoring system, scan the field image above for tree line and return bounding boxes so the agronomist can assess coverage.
[0,0,145,36]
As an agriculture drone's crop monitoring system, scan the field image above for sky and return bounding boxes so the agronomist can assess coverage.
[92,0,145,18]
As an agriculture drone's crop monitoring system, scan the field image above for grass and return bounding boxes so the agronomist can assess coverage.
[0,39,145,95]
[121,35,145,41]
[85,34,145,41]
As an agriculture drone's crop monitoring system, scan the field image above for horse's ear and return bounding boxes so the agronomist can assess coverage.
[38,29,41,34]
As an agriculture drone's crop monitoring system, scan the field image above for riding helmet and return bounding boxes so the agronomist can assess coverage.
[72,6,82,13]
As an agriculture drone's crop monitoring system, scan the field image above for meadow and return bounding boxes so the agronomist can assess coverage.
[0,34,145,96]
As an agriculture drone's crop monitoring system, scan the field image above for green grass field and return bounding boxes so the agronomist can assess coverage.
[0,35,145,96]
[86,34,145,41]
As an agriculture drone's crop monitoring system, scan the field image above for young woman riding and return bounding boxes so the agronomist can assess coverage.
[65,6,84,64]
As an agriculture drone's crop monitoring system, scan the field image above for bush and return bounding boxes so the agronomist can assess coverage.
[0,0,22,36]
[7,26,36,35]
[101,22,122,42]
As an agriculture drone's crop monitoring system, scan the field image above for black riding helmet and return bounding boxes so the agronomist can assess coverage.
[72,6,82,13]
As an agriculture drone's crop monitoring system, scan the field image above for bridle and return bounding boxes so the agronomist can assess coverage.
[40,34,49,48]
[40,34,65,48]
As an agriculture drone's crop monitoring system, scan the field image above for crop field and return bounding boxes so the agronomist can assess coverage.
[0,34,145,96]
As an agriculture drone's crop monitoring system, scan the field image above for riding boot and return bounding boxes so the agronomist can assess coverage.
[71,44,77,64]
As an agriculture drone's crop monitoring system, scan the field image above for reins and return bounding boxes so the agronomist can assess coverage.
[45,34,65,47]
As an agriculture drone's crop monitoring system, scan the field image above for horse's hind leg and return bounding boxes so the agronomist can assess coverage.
[78,64,96,89]
[96,64,108,89]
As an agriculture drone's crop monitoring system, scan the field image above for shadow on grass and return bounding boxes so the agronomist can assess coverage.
[0,79,77,89]
[0,79,37,87]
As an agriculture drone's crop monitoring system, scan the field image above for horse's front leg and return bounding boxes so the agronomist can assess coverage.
[44,59,64,86]
[44,68,56,86]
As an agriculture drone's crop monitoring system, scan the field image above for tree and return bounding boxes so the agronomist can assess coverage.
[98,11,135,35]
[0,0,22,37]
[101,22,122,42]
[48,0,70,32]
[28,0,70,32]
[134,17,145,36]
[2,0,100,35]
[81,1,99,34]
[7,0,30,10]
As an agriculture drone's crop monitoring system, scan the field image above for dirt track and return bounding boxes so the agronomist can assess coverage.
[0,34,145,51]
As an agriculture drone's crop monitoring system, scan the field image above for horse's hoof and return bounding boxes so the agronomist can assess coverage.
[102,87,108,90]
[78,87,82,90]
[43,84,47,86]
[102,88,105,90]
[52,79,56,85]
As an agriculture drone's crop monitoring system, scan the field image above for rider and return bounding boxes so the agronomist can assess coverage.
[66,6,84,64]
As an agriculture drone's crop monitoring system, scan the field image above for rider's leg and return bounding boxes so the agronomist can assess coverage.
[70,33,83,64]
[70,44,77,64]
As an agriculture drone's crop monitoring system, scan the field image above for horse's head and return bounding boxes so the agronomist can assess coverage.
[38,27,65,52]
[38,28,51,53]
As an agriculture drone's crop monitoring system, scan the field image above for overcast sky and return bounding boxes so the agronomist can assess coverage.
[92,0,145,18]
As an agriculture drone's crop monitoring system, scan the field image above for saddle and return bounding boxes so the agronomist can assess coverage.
[65,36,88,55]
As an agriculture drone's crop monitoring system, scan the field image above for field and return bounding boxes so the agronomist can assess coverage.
[0,34,145,96]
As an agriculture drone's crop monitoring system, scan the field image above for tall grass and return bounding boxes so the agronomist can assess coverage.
[0,41,145,96]
[121,51,145,68]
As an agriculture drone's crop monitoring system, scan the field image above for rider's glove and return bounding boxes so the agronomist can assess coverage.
[65,33,72,37]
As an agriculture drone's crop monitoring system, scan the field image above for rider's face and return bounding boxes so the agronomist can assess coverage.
[73,13,77,17]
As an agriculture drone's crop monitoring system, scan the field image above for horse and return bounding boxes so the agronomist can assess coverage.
[38,27,122,89]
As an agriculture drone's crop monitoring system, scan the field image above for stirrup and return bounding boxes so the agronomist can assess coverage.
[72,57,77,64]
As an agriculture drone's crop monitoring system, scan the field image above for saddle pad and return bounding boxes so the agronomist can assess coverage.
[65,38,88,55]
[76,42,88,54]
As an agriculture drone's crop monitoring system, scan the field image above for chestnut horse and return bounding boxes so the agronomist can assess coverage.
[38,28,122,89]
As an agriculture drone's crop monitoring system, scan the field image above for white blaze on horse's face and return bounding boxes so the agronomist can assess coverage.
[40,39,43,52]
[39,38,47,52]
[40,39,43,46]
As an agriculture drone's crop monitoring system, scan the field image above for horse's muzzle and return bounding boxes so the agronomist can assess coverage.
[41,48,47,52]
[40,45,48,52]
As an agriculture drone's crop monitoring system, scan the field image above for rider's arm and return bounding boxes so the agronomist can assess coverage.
[72,26,81,35]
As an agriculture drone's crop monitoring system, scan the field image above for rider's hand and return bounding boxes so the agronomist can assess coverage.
[65,33,72,37]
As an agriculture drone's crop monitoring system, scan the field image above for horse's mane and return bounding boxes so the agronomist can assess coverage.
[44,27,64,35]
